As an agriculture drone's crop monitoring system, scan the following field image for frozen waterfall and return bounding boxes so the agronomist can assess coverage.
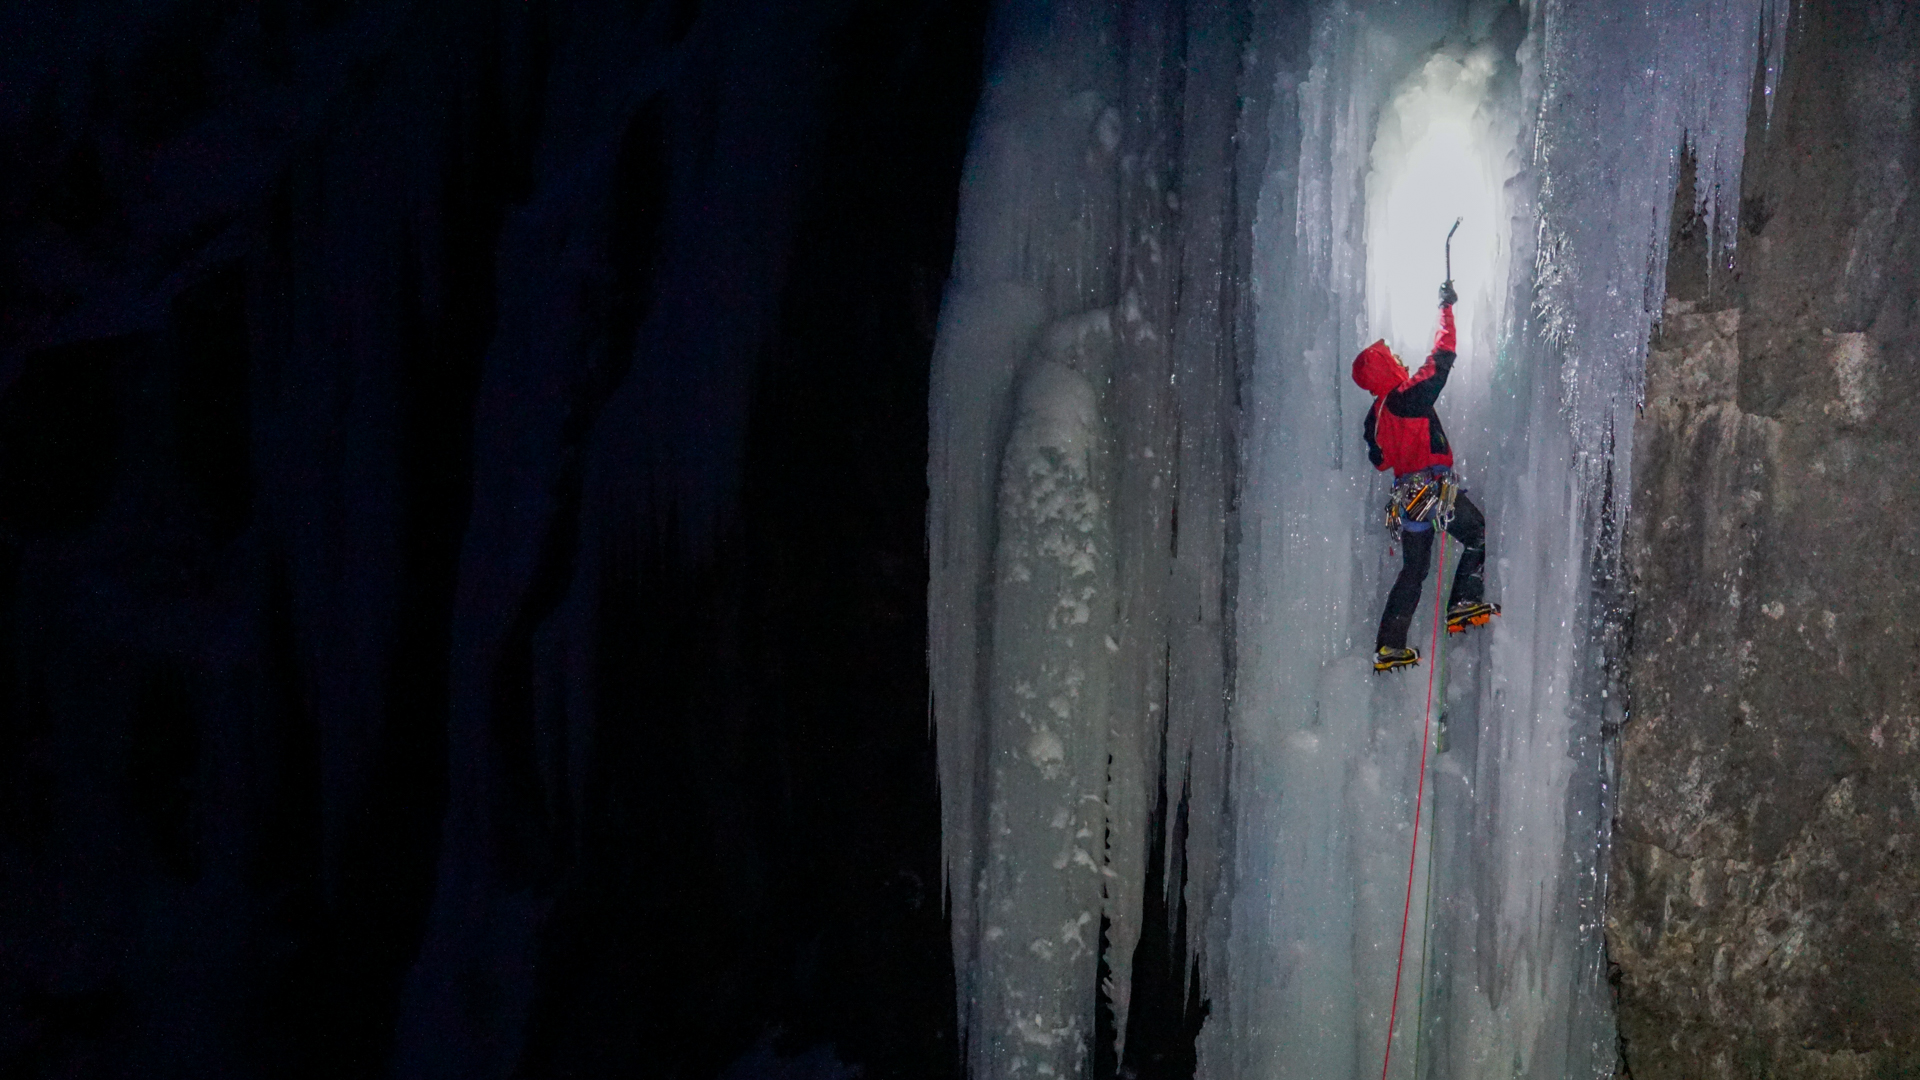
[929,0,1790,1077]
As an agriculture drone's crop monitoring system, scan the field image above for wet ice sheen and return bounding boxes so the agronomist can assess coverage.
[930,1,1785,1077]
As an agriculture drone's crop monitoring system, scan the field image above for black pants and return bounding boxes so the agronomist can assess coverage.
[1377,491,1486,650]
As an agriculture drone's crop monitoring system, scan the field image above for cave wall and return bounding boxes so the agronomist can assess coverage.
[0,2,986,1077]
[1610,1,1920,1076]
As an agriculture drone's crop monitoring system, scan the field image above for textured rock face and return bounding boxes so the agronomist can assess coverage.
[1611,1,1920,1076]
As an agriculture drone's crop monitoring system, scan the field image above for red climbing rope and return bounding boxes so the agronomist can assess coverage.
[1380,531,1446,1080]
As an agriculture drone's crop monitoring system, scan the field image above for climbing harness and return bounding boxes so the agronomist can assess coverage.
[1384,468,1460,549]
[1379,530,1447,1080]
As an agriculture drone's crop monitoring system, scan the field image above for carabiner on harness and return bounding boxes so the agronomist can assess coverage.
[1385,469,1459,541]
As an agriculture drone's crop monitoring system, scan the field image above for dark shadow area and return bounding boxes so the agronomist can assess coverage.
[0,1,990,1077]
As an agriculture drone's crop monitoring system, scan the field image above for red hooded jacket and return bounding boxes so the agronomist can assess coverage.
[1352,306,1457,478]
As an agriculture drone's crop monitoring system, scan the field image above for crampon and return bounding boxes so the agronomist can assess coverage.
[1373,645,1420,673]
[1445,601,1500,634]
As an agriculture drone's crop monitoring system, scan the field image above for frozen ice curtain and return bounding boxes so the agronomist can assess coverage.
[930,0,1789,1077]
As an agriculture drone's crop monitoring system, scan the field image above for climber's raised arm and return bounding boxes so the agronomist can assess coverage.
[1389,300,1456,414]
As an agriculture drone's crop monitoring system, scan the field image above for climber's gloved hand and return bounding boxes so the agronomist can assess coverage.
[1439,280,1458,308]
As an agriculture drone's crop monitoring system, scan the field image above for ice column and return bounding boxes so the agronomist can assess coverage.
[927,8,1123,1070]
[931,1,1253,1074]
[974,315,1117,1078]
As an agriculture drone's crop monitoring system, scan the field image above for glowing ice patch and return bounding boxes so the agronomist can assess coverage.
[1366,48,1504,371]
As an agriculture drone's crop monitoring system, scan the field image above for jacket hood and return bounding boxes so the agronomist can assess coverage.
[1352,340,1408,396]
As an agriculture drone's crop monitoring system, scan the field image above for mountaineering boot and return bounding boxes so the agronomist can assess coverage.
[1446,601,1500,634]
[1374,645,1420,673]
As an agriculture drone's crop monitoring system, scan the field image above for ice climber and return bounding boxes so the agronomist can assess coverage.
[1353,279,1500,673]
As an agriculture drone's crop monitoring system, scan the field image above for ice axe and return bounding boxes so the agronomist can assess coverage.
[1445,217,1461,283]
[1442,217,1461,306]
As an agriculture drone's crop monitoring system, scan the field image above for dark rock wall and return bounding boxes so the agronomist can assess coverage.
[1611,1,1920,1076]
[0,1,986,1077]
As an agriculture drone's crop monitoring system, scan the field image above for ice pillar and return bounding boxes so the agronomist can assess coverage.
[973,316,1117,1078]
